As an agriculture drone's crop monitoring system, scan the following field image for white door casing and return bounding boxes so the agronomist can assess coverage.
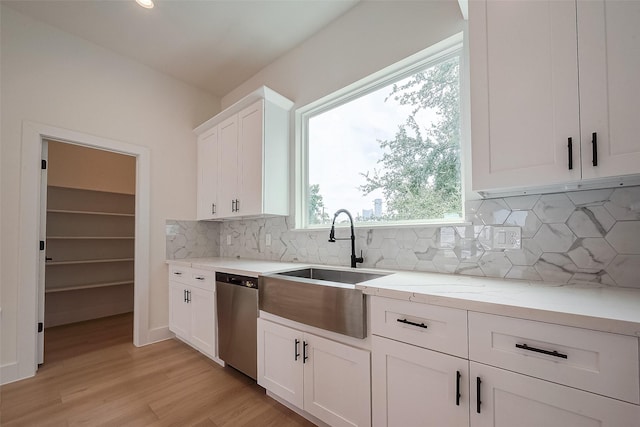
[37,141,48,365]
[16,120,150,383]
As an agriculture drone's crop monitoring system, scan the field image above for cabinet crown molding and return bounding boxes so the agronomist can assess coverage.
[194,86,294,136]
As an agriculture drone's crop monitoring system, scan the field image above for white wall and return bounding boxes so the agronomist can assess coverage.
[0,6,219,370]
[222,0,464,108]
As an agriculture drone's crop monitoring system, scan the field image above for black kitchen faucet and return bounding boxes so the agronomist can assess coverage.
[328,209,364,268]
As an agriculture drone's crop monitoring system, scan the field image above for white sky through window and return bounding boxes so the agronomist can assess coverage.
[308,76,438,222]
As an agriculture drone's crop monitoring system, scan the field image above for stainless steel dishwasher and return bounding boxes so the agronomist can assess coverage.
[216,272,258,380]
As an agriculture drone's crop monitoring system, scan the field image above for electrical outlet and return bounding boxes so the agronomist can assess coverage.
[493,226,521,249]
[226,235,231,245]
[265,233,272,247]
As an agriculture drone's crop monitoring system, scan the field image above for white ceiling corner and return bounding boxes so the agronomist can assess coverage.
[3,0,360,97]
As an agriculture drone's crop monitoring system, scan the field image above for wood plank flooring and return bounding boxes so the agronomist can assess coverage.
[0,313,315,426]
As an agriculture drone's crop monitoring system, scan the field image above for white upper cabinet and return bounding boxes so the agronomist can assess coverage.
[577,0,640,180]
[194,87,293,220]
[217,115,239,218]
[237,100,264,216]
[196,127,219,220]
[470,0,640,194]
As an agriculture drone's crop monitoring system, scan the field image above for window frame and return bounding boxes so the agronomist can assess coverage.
[294,32,467,230]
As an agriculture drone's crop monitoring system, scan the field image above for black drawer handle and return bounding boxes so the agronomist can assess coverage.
[592,132,598,166]
[456,371,461,406]
[294,339,300,361]
[173,271,183,276]
[195,276,205,281]
[303,341,308,364]
[396,318,428,329]
[567,137,573,170]
[476,377,482,414]
[516,343,567,359]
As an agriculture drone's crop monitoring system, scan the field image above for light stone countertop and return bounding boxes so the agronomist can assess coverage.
[357,271,640,337]
[166,257,640,337]
[166,257,306,277]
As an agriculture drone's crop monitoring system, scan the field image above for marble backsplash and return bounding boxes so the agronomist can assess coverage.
[166,220,220,259]
[167,186,640,289]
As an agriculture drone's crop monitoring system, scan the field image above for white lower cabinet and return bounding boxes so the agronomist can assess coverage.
[470,362,640,427]
[168,266,216,359]
[168,282,191,339]
[372,336,469,427]
[371,296,640,427]
[257,318,371,427]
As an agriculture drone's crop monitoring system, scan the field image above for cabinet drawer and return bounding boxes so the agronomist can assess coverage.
[468,311,640,404]
[169,265,190,285]
[189,268,215,291]
[371,297,468,358]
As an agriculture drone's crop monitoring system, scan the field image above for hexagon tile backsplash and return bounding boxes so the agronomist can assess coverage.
[166,186,640,289]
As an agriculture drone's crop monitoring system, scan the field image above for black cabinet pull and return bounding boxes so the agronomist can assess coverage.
[294,339,300,361]
[516,343,567,359]
[195,276,205,281]
[231,200,236,212]
[456,371,461,406]
[211,203,216,215]
[476,377,482,414]
[174,271,183,276]
[183,289,187,302]
[396,318,428,329]
[303,341,308,364]
[592,132,598,166]
[567,137,573,170]
[235,199,240,212]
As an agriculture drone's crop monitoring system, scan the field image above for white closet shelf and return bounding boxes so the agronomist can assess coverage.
[47,209,134,217]
[47,236,135,240]
[45,258,134,266]
[45,281,134,293]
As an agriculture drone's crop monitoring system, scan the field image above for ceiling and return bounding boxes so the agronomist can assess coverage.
[3,0,360,97]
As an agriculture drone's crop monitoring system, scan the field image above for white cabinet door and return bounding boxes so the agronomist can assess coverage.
[470,0,581,191]
[169,282,190,340]
[258,319,371,427]
[304,333,371,427]
[372,336,469,427]
[257,319,304,408]
[238,100,264,216]
[196,127,219,220]
[470,362,640,427]
[217,115,239,217]
[577,0,640,180]
[189,286,215,358]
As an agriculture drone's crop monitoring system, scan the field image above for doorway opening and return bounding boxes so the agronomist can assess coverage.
[16,121,150,383]
[40,140,136,364]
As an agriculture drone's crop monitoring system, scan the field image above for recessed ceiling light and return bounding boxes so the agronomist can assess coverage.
[135,0,154,9]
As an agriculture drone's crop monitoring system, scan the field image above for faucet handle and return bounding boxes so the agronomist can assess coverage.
[356,250,364,264]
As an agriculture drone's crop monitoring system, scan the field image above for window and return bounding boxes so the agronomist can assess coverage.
[299,38,463,228]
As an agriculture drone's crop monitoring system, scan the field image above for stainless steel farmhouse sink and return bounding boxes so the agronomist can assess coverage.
[258,267,390,339]
[275,267,387,285]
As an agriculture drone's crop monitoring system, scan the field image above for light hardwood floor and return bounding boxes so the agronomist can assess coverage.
[0,313,315,426]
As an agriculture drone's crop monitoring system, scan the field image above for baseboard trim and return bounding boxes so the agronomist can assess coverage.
[147,326,173,344]
[1,362,20,385]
